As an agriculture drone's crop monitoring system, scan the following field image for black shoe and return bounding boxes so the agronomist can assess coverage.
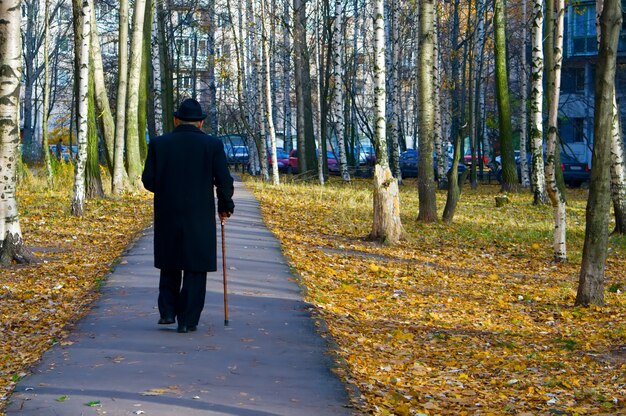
[158,317,175,325]
[177,325,197,333]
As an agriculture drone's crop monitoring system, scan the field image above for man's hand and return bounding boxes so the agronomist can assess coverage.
[219,212,232,224]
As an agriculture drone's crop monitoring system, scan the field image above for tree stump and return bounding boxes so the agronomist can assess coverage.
[495,195,510,207]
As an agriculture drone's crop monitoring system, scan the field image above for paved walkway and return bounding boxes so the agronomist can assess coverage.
[6,180,354,416]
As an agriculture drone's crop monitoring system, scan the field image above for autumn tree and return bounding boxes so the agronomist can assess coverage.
[576,0,622,306]
[417,0,437,222]
[530,0,548,204]
[112,0,129,194]
[370,0,402,244]
[71,0,90,216]
[494,0,518,191]
[0,0,36,265]
[125,0,148,189]
[545,0,566,262]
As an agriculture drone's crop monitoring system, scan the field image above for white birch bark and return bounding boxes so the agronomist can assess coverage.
[545,0,567,262]
[434,2,445,184]
[71,0,90,216]
[333,0,350,182]
[531,0,548,204]
[0,0,35,264]
[519,0,530,188]
[389,0,402,183]
[151,7,163,137]
[370,0,402,244]
[42,0,53,181]
[261,0,279,185]
[125,0,147,188]
[112,0,129,194]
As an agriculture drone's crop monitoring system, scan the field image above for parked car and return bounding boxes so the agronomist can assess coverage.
[494,151,590,187]
[268,148,290,172]
[463,149,489,167]
[560,153,590,187]
[224,144,249,165]
[287,149,338,174]
[400,149,467,180]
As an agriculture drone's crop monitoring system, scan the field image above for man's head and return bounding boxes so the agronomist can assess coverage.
[173,98,207,128]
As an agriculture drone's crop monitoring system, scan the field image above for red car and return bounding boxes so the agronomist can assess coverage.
[267,148,290,172]
[288,149,338,174]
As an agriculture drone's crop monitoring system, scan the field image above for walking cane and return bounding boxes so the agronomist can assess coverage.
[221,219,229,326]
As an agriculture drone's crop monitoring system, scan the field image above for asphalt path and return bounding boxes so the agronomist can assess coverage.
[6,179,354,416]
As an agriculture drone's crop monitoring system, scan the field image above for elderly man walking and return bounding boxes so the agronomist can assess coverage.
[142,98,235,333]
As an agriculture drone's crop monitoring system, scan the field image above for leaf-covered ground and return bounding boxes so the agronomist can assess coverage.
[0,173,152,411]
[247,177,626,416]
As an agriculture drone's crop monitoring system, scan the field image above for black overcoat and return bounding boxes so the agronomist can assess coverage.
[142,124,235,272]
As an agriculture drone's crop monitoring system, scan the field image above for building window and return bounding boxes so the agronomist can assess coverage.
[198,40,207,55]
[571,3,597,55]
[560,117,585,143]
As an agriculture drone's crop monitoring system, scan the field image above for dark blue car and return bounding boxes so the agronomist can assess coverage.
[399,149,467,180]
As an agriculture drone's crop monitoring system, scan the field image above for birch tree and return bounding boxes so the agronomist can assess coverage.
[519,0,530,188]
[333,0,350,182]
[0,0,36,265]
[418,0,437,222]
[370,0,402,244]
[545,0,566,262]
[576,0,622,306]
[261,0,280,185]
[71,0,90,216]
[125,0,148,188]
[112,0,129,194]
[530,0,548,204]
[42,0,53,181]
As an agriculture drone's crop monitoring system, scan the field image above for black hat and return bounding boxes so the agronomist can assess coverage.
[174,98,207,121]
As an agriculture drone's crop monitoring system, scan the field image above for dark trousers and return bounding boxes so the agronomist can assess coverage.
[158,269,207,326]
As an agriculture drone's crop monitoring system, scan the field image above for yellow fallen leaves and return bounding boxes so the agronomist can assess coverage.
[0,188,152,411]
[248,177,626,415]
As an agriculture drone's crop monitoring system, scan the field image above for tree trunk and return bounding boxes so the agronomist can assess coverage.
[0,0,36,265]
[333,0,350,182]
[112,0,129,194]
[418,0,437,222]
[207,0,218,134]
[71,0,90,216]
[42,0,53,181]
[138,0,153,162]
[610,101,626,233]
[283,0,293,152]
[293,0,307,173]
[530,0,548,204]
[494,0,519,191]
[519,0,530,188]
[89,4,115,175]
[86,54,104,199]
[576,0,621,306]
[443,131,465,222]
[125,0,147,188]
[261,0,280,185]
[156,0,174,134]
[434,3,446,188]
[545,0,567,262]
[21,1,40,165]
[595,0,626,235]
[370,0,402,244]
[314,0,325,185]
